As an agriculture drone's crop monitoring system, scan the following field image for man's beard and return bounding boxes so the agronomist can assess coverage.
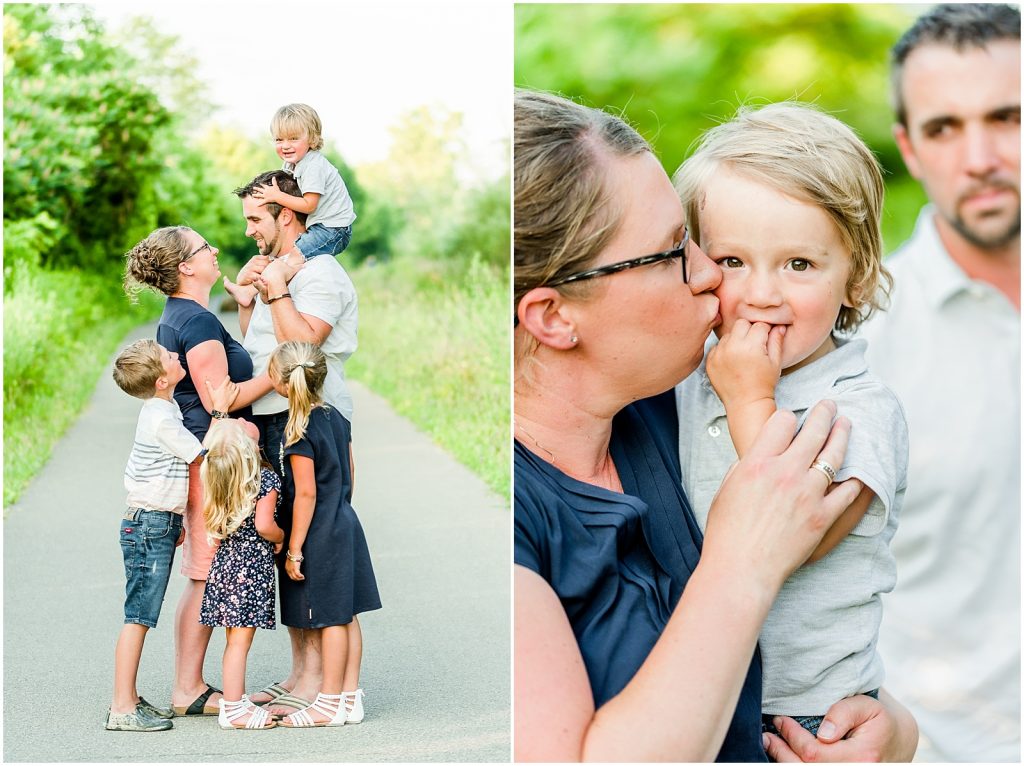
[950,180,1021,250]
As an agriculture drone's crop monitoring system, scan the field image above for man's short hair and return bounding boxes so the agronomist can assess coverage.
[113,339,165,399]
[891,4,1021,126]
[233,170,308,225]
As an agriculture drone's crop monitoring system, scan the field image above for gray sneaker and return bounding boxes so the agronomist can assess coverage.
[104,704,173,731]
[137,697,174,719]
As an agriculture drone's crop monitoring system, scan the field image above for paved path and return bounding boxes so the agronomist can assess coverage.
[3,316,510,762]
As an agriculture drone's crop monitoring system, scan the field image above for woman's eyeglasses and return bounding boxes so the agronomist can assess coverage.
[182,241,212,262]
[545,228,690,287]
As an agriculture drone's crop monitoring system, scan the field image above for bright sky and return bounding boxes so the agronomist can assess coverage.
[91,2,511,179]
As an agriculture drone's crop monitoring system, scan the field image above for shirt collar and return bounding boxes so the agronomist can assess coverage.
[145,396,184,420]
[898,205,978,309]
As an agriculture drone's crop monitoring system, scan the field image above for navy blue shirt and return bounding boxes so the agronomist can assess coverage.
[514,390,765,762]
[157,297,253,440]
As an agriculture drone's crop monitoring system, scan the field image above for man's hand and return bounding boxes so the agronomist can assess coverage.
[260,255,305,292]
[706,319,785,410]
[236,254,271,287]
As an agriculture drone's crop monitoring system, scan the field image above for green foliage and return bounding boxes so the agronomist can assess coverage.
[3,264,163,507]
[346,256,510,499]
[515,3,925,251]
[3,4,240,274]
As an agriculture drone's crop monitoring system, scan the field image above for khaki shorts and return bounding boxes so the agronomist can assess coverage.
[181,461,218,580]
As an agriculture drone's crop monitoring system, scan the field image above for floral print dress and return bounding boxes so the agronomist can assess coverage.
[200,468,280,629]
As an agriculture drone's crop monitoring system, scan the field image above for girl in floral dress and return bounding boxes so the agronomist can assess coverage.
[200,418,285,730]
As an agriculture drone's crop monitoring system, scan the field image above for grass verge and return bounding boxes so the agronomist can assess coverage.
[3,267,162,509]
[345,256,510,501]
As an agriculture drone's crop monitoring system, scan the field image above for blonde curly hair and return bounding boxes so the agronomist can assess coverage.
[200,419,262,541]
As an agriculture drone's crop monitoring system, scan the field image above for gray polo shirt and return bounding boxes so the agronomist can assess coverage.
[675,336,908,715]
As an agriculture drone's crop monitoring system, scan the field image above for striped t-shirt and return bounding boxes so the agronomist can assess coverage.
[124,397,204,513]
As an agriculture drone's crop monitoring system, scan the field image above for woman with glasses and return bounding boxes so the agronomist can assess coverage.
[124,226,272,717]
[513,90,917,761]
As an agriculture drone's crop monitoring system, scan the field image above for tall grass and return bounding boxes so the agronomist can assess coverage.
[346,256,510,500]
[3,266,163,508]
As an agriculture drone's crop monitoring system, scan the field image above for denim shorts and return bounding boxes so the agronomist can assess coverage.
[762,688,879,738]
[120,508,183,628]
[294,223,352,259]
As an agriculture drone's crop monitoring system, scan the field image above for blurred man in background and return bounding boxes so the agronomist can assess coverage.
[860,4,1020,761]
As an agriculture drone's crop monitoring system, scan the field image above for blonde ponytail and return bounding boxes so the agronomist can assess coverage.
[267,341,329,447]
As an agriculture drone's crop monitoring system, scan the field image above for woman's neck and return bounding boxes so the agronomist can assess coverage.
[171,282,210,308]
[514,381,623,491]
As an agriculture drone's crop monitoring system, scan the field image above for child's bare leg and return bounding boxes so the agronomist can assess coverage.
[112,624,149,714]
[222,627,256,702]
[292,628,324,698]
[222,277,258,308]
[342,617,362,691]
[320,625,348,695]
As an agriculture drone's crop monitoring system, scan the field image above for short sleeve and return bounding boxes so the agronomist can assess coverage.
[179,311,226,355]
[290,270,346,330]
[258,467,282,500]
[296,155,329,195]
[514,494,543,575]
[283,433,315,462]
[153,414,204,462]
[832,381,910,536]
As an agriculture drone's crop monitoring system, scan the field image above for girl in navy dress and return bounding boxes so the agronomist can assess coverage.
[268,341,381,728]
[200,418,285,730]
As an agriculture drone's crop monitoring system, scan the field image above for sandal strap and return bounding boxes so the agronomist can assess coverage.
[309,693,343,718]
[285,707,317,727]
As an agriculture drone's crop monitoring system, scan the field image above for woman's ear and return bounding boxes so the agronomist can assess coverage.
[517,287,580,351]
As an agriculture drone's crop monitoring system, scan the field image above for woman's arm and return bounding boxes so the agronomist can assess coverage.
[285,454,316,581]
[186,340,273,411]
[515,401,863,762]
[764,688,918,762]
[254,489,284,545]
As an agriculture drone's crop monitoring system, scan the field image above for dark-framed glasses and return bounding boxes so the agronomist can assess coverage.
[546,228,690,287]
[183,241,212,262]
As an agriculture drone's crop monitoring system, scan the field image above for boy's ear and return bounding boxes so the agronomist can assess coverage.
[154,374,170,392]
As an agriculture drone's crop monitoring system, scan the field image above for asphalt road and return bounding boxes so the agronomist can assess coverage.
[3,316,511,762]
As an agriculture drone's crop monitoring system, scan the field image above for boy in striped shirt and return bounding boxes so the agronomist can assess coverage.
[106,339,235,731]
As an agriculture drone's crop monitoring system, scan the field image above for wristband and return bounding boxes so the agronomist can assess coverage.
[286,551,304,562]
[267,292,292,304]
[211,410,229,420]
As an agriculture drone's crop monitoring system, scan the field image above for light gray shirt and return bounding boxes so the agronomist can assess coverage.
[859,206,1021,762]
[676,337,908,714]
[286,150,356,228]
[244,254,358,419]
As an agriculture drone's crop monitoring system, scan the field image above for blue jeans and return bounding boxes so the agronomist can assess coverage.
[120,508,183,628]
[762,688,879,738]
[294,223,352,259]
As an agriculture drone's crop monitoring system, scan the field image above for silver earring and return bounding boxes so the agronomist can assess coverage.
[570,335,579,345]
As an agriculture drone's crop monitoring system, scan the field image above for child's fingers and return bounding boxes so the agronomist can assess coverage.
[746,321,771,351]
[767,324,786,368]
